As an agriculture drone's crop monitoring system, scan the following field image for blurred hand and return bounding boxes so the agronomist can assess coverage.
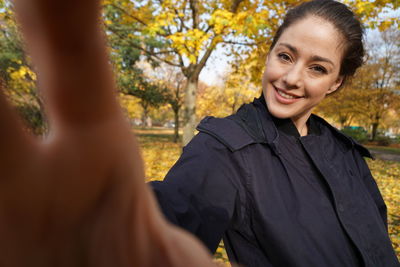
[0,0,215,266]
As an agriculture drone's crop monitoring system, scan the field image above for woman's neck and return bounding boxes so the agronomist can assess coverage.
[291,115,310,137]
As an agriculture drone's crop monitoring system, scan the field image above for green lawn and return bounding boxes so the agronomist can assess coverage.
[366,145,400,155]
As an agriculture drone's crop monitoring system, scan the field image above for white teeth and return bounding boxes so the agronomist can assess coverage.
[277,89,297,99]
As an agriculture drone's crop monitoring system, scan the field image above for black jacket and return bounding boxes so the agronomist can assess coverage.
[151,97,399,267]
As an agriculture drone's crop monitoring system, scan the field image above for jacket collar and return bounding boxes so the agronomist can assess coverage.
[198,95,372,158]
[249,96,372,158]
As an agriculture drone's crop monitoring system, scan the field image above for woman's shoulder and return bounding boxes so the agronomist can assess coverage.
[311,114,372,159]
[195,103,265,152]
[195,116,254,152]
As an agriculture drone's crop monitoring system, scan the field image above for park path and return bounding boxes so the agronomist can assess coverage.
[369,149,400,162]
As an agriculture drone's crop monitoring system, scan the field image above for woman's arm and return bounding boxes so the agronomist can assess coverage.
[151,132,242,253]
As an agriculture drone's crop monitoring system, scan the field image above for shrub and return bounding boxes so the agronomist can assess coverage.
[375,136,393,146]
[341,126,368,144]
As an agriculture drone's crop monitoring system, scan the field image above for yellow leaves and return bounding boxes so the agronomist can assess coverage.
[214,241,230,265]
[344,0,399,31]
[160,0,174,9]
[7,65,36,94]
[353,0,374,15]
[102,0,112,6]
[119,94,143,119]
[4,64,39,111]
[144,11,176,36]
[367,159,400,260]
[209,8,270,38]
[137,130,181,181]
[378,19,395,31]
[154,12,176,27]
[167,29,212,63]
[196,74,259,119]
[209,10,233,35]
[231,10,270,37]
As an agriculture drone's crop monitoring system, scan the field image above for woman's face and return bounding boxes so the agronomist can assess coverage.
[262,16,344,127]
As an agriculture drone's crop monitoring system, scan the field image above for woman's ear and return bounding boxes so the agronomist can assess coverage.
[327,75,344,94]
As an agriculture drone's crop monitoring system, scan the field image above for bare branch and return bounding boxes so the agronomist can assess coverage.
[106,24,182,67]
[108,3,148,27]
[173,8,190,31]
[194,37,217,77]
[230,0,244,13]
[189,0,199,29]
[202,24,213,34]
[223,40,265,46]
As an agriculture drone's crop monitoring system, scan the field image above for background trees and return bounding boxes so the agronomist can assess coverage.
[0,0,399,143]
[359,28,400,140]
[102,0,274,144]
[316,26,400,141]
[0,3,46,134]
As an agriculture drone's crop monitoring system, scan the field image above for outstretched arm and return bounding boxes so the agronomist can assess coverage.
[0,0,215,266]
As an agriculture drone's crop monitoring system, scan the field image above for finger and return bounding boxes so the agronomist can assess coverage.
[13,0,123,131]
[0,83,33,166]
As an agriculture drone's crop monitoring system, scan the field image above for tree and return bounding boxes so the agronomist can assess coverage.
[355,27,399,140]
[107,23,167,127]
[119,68,167,127]
[316,84,362,128]
[102,0,273,144]
[197,66,259,118]
[155,65,186,143]
[0,2,46,134]
[130,61,186,141]
[317,26,400,140]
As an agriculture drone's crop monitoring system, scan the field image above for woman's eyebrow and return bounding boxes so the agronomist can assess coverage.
[310,55,334,66]
[278,42,334,67]
[278,43,298,56]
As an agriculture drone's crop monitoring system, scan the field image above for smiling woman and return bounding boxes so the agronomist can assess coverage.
[151,0,400,266]
[263,16,344,136]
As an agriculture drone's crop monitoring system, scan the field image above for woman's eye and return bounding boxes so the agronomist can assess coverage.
[278,53,291,62]
[310,65,327,74]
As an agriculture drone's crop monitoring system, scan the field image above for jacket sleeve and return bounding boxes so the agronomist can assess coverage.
[150,132,243,253]
[354,150,388,230]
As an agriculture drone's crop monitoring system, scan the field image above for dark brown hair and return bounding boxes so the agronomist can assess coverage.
[270,0,365,82]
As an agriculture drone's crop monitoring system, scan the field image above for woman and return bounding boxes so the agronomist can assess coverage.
[151,0,399,266]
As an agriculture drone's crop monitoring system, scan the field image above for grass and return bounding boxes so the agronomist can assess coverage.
[365,145,400,155]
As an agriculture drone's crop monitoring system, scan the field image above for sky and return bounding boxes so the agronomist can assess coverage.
[199,44,232,86]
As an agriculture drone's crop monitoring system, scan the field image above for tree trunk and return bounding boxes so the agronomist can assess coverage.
[141,103,150,128]
[339,116,346,128]
[371,122,379,141]
[173,106,180,143]
[182,77,198,145]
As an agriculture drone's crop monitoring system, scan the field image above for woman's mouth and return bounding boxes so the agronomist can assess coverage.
[277,89,299,99]
[274,86,303,104]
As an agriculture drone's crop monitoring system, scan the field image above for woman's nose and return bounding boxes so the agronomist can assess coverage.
[283,65,303,88]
